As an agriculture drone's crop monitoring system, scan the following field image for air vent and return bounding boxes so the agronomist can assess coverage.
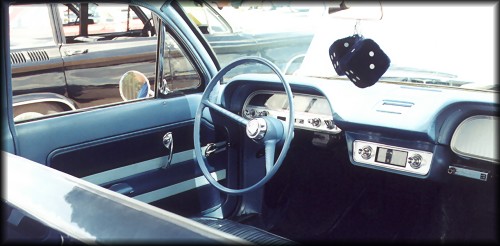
[10,52,27,64]
[27,50,49,62]
[375,100,414,114]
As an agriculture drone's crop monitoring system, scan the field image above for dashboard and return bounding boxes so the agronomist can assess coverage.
[222,74,498,181]
[242,90,341,134]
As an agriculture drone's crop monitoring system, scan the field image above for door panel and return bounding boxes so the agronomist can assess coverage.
[14,96,195,164]
[14,93,229,217]
[48,123,194,178]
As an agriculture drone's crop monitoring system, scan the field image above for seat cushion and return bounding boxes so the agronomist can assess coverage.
[192,217,296,245]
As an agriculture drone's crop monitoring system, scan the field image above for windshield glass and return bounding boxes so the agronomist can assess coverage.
[182,1,496,91]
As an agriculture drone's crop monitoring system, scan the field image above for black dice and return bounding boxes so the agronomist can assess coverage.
[329,34,363,75]
[329,35,390,88]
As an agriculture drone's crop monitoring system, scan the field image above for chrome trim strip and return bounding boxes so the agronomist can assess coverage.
[133,169,226,203]
[82,149,196,185]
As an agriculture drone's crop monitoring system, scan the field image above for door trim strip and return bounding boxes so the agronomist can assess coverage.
[133,169,226,203]
[82,149,195,185]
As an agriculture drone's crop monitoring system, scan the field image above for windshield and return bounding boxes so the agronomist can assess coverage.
[182,1,496,91]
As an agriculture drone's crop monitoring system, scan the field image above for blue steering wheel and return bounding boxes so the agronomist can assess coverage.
[194,57,295,194]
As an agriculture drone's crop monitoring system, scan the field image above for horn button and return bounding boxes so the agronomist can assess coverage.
[246,118,267,140]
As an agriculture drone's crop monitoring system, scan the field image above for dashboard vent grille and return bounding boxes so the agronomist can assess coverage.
[27,50,49,62]
[10,52,27,64]
[376,100,414,114]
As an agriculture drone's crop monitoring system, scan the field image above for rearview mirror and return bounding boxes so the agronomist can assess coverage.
[119,70,153,101]
[329,1,383,20]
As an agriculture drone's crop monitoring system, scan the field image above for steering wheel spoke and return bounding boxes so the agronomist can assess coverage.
[264,141,277,174]
[202,100,249,126]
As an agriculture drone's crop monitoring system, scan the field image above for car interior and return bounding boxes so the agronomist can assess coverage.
[2,0,498,244]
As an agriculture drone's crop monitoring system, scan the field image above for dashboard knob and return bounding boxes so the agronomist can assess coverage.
[249,109,256,118]
[408,154,422,169]
[260,110,269,116]
[309,118,322,127]
[324,120,335,129]
[360,146,373,160]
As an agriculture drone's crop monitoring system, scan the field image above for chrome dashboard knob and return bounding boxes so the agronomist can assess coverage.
[309,118,322,127]
[249,109,256,118]
[324,119,335,129]
[358,146,373,160]
[408,154,422,169]
[244,109,256,118]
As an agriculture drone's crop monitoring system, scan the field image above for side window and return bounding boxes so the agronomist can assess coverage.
[9,5,55,49]
[183,1,231,34]
[163,32,201,91]
[9,2,202,123]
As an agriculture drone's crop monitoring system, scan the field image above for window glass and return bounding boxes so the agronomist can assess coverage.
[58,3,145,40]
[163,32,201,91]
[205,8,230,33]
[9,4,55,49]
[183,1,230,34]
[9,3,200,123]
[178,1,495,91]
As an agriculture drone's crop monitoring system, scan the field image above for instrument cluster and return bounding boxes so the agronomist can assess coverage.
[242,90,341,134]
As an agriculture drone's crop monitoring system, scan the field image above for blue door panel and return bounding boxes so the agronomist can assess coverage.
[14,94,200,164]
[48,123,195,177]
[11,92,234,217]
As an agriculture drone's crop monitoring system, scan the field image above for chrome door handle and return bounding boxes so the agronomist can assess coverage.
[64,48,88,56]
[162,132,173,169]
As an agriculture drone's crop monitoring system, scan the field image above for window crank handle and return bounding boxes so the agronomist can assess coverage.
[162,132,173,169]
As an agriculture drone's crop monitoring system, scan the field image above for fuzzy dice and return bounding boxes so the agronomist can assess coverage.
[329,35,390,88]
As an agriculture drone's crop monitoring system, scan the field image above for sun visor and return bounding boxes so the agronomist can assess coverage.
[329,35,390,88]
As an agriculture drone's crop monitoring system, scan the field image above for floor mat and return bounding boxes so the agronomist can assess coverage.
[325,188,423,242]
[261,140,369,242]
